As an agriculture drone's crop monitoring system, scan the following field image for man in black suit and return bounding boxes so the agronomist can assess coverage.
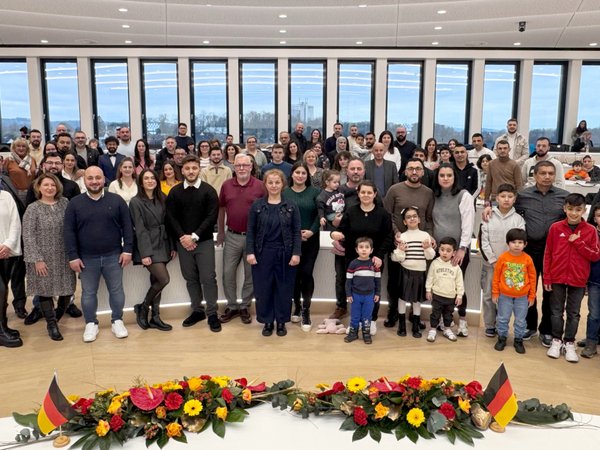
[364,142,399,198]
[98,136,125,185]
[74,131,100,168]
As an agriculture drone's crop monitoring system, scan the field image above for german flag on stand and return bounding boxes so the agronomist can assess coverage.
[37,375,76,435]
[483,363,518,428]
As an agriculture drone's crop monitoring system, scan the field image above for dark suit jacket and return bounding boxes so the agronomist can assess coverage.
[364,159,399,197]
[98,153,126,185]
[129,196,173,264]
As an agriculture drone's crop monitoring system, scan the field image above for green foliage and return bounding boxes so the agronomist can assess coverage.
[516,398,574,424]
[352,427,368,441]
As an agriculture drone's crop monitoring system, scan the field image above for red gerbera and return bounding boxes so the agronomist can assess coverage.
[439,402,456,420]
[221,388,234,404]
[110,415,125,432]
[353,407,368,426]
[164,392,184,411]
[406,377,422,389]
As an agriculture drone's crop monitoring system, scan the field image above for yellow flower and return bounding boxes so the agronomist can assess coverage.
[95,420,110,437]
[162,381,183,393]
[155,406,167,419]
[346,377,367,393]
[183,399,203,416]
[98,388,115,397]
[210,376,230,388]
[374,403,389,420]
[458,397,471,413]
[315,383,330,390]
[107,399,122,415]
[67,395,80,404]
[420,379,432,391]
[406,408,425,428]
[398,375,411,384]
[119,391,131,398]
[429,377,447,385]
[215,406,228,421]
[188,377,204,392]
[292,398,303,411]
[166,422,182,438]
[242,389,252,403]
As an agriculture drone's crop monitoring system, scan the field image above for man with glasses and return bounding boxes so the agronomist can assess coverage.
[216,154,265,325]
[383,158,434,331]
[244,136,267,170]
[74,131,100,168]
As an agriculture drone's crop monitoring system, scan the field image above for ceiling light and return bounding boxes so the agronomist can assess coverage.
[358,4,367,7]
[122,24,130,28]
[434,26,442,30]
[118,8,128,12]
[125,40,132,44]
[356,41,363,45]
[431,41,439,45]
[280,41,287,44]
[203,40,210,44]
[206,3,212,6]
[513,42,521,46]
[40,39,48,43]
[280,29,287,33]
[278,14,287,18]
[590,42,598,47]
[437,10,447,14]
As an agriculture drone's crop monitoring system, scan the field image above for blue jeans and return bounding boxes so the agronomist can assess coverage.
[79,254,125,323]
[349,293,375,329]
[586,283,600,343]
[496,294,528,339]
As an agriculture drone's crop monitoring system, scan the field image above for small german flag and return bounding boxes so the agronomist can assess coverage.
[483,363,518,428]
[37,375,76,435]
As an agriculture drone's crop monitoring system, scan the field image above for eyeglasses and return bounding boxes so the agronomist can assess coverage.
[234,164,252,169]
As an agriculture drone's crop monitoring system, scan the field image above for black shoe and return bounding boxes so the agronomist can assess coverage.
[522,329,537,341]
[24,306,42,325]
[240,308,252,324]
[149,314,172,331]
[262,323,274,336]
[344,327,359,343]
[363,326,372,345]
[208,314,222,332]
[219,308,240,323]
[0,330,23,348]
[494,336,507,351]
[134,303,150,330]
[47,323,63,341]
[514,338,525,354]
[276,322,287,336]
[14,305,27,319]
[383,311,398,328]
[577,339,587,348]
[411,316,422,338]
[396,314,406,336]
[66,303,82,318]
[182,310,206,327]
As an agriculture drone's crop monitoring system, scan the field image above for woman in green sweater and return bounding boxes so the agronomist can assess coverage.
[283,162,321,332]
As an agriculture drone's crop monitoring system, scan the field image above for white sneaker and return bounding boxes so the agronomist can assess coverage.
[370,321,377,335]
[564,342,579,363]
[427,329,437,342]
[83,323,99,343]
[111,320,128,339]
[290,315,300,323]
[547,338,563,359]
[457,319,469,337]
[443,328,457,342]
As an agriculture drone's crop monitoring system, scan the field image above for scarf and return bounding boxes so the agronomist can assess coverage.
[10,150,33,176]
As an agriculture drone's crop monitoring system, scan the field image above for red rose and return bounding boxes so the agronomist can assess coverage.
[332,381,345,393]
[109,415,124,432]
[179,381,189,390]
[439,402,456,420]
[200,375,212,380]
[406,377,422,389]
[353,407,368,426]
[73,398,94,415]
[465,381,483,399]
[221,388,234,404]
[164,392,184,411]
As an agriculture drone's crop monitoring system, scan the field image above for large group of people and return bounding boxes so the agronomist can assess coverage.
[1,118,600,366]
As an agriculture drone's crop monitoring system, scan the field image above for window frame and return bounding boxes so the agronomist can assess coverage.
[91,59,131,139]
[336,60,376,134]
[385,60,424,143]
[481,60,520,144]
[530,61,568,144]
[434,60,472,144]
[0,59,29,142]
[287,60,327,135]
[41,59,80,142]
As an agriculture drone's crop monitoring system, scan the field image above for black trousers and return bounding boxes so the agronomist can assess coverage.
[550,284,585,343]
[524,240,552,335]
[430,294,455,328]
[293,233,320,310]
[1,258,16,316]
[9,255,26,309]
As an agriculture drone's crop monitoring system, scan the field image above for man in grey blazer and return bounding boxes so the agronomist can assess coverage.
[364,142,399,198]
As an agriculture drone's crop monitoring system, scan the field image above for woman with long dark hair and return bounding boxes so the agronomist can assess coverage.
[308,129,323,149]
[379,130,402,172]
[129,168,175,331]
[134,139,154,176]
[285,141,303,165]
[159,159,182,196]
[424,138,439,170]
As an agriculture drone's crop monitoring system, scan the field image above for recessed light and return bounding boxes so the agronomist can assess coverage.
[358,4,367,7]
[278,14,287,18]
[356,41,363,45]
[118,8,128,12]
[122,24,130,29]
[280,41,287,44]
[40,39,48,43]
[203,40,210,44]
[280,29,287,33]
[125,40,132,44]
[437,10,447,14]
[206,3,212,6]
[590,42,598,47]
[431,41,439,45]
[434,26,443,30]
[513,42,521,46]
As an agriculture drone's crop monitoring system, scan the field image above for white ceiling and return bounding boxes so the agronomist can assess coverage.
[1,0,600,49]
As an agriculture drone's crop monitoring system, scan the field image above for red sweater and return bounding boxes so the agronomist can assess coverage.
[543,219,600,287]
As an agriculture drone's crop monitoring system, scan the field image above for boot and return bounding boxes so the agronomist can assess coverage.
[383,309,398,328]
[55,296,70,322]
[291,299,302,323]
[411,315,422,338]
[397,313,407,336]
[148,296,172,331]
[514,338,525,354]
[344,327,359,343]
[134,302,150,330]
[40,298,63,341]
[362,321,372,345]
[301,308,312,332]
[494,336,507,351]
[1,300,21,343]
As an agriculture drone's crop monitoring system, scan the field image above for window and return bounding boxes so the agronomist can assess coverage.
[141,61,179,148]
[481,62,519,146]
[386,62,422,143]
[92,60,130,139]
[434,62,471,144]
[42,60,80,139]
[577,63,600,144]
[240,61,276,144]
[289,61,326,137]
[0,61,30,142]
[191,61,228,142]
[529,62,566,144]
[338,62,374,134]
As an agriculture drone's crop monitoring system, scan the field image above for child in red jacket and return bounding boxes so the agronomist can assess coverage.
[544,193,600,363]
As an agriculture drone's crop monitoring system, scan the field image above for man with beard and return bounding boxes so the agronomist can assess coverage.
[452,145,478,195]
[200,147,232,197]
[325,122,344,158]
[364,142,398,199]
[383,158,434,333]
[98,136,126,185]
[393,126,417,173]
[175,123,194,152]
[494,118,529,165]
[28,129,43,165]
[116,126,135,158]
[64,166,133,342]
[155,136,177,173]
[521,137,565,188]
[290,122,308,153]
[74,131,100,168]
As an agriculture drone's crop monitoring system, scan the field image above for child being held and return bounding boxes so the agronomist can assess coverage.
[316,169,345,231]
[564,160,591,181]
[492,228,537,354]
[390,206,436,338]
[425,237,464,342]
[344,237,381,345]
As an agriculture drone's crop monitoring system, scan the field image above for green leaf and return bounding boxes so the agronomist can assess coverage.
[352,427,368,442]
[173,433,187,444]
[226,408,248,423]
[454,427,474,446]
[70,430,97,449]
[277,394,288,410]
[340,416,358,431]
[406,427,419,444]
[431,396,447,407]
[427,410,448,434]
[368,427,382,443]
[12,412,39,429]
[331,394,346,409]
[81,435,99,450]
[417,425,433,440]
[394,426,406,441]
[447,427,456,445]
[156,432,169,449]
[212,417,226,438]
[98,436,111,450]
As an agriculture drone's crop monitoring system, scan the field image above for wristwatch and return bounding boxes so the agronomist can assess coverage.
[460,246,469,252]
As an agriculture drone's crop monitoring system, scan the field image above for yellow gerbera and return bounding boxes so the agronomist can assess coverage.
[374,402,389,420]
[95,420,110,437]
[215,406,228,421]
[183,399,203,416]
[107,399,122,415]
[429,377,447,385]
[211,376,230,388]
[166,422,182,438]
[458,397,471,413]
[398,374,410,384]
[346,377,367,393]
[97,388,115,397]
[162,381,183,393]
[187,377,204,392]
[420,379,432,391]
[406,408,425,428]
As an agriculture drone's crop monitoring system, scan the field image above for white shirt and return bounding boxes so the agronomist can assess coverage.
[118,141,135,158]
[108,180,138,205]
[183,178,202,189]
[468,147,496,165]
